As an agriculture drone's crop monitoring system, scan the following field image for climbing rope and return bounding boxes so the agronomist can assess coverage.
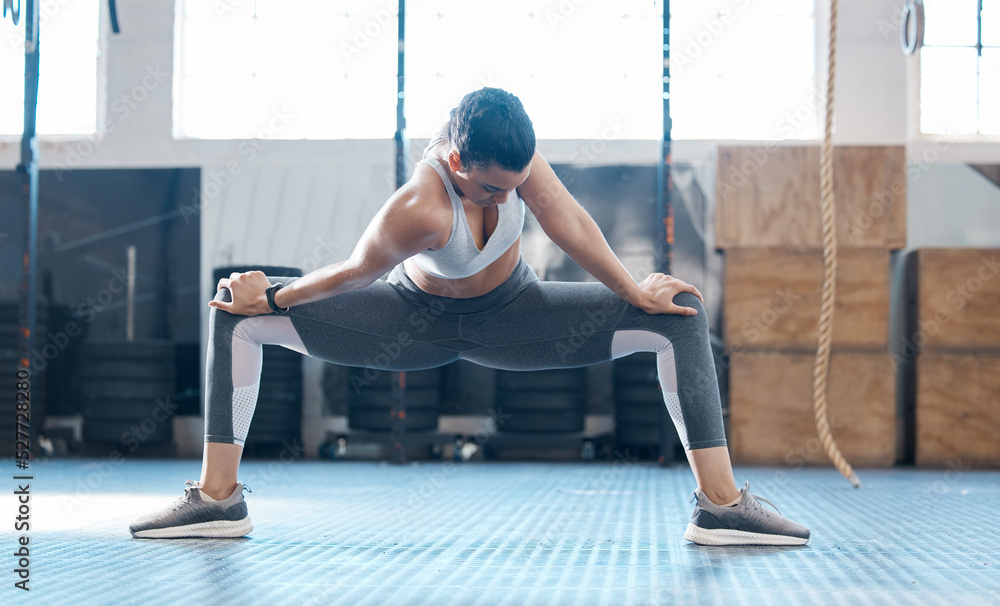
[815,0,861,488]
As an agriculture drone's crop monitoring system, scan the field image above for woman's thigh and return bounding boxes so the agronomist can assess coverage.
[459,280,711,370]
[281,277,460,370]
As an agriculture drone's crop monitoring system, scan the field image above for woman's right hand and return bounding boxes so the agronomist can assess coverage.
[208,271,273,316]
[633,273,704,316]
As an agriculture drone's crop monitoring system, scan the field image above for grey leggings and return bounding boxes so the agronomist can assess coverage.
[205,256,727,451]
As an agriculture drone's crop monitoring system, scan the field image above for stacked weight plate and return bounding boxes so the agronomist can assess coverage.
[247,344,304,448]
[613,353,664,458]
[494,368,586,433]
[347,367,442,431]
[81,339,176,447]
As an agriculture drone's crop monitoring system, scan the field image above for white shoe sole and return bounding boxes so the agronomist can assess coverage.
[132,517,253,539]
[684,523,808,546]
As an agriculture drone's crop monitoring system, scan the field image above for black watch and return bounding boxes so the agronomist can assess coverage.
[265,282,290,314]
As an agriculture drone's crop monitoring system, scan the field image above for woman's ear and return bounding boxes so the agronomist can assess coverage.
[447,149,464,174]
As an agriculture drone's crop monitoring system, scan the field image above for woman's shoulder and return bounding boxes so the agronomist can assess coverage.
[389,163,455,236]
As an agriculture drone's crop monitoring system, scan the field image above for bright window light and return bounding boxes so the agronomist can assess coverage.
[922,0,979,46]
[0,0,99,136]
[984,0,1000,45]
[921,48,979,134]
[920,0,998,135]
[670,0,817,140]
[405,1,663,140]
[175,0,398,139]
[981,49,1000,134]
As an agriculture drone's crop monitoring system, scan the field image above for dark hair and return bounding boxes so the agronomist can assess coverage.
[447,87,535,173]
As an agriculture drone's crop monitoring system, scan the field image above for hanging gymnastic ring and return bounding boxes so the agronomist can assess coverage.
[900,0,924,55]
[3,0,20,26]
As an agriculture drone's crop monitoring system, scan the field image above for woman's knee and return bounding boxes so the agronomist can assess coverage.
[670,292,711,335]
[209,288,244,334]
[676,292,707,316]
[213,283,233,302]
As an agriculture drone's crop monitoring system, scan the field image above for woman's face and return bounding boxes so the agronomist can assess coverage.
[456,156,532,207]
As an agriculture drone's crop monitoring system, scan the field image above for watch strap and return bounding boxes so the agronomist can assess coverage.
[265,282,289,314]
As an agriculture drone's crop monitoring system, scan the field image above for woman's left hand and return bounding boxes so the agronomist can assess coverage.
[632,273,704,316]
[207,270,274,316]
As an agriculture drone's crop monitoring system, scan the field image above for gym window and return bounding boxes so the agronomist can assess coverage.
[669,0,818,140]
[919,0,1000,135]
[173,0,398,139]
[404,1,663,140]
[173,0,819,142]
[0,0,100,136]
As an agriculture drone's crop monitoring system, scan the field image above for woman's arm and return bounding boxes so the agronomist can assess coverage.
[209,185,446,316]
[518,151,703,316]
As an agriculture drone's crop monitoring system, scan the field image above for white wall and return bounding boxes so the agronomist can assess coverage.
[904,165,1000,248]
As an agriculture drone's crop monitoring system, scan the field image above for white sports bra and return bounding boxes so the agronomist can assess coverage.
[407,140,525,280]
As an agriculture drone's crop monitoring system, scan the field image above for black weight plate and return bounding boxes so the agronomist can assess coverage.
[615,426,660,446]
[82,398,177,419]
[259,368,303,382]
[346,367,442,390]
[613,363,659,384]
[83,417,172,443]
[82,360,175,381]
[260,355,304,369]
[348,409,438,431]
[495,391,586,412]
[495,368,586,391]
[255,387,303,402]
[615,404,660,425]
[497,411,584,433]
[82,339,176,359]
[81,380,176,400]
[615,384,664,404]
[348,387,441,411]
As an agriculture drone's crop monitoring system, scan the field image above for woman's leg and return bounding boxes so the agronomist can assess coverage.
[199,312,308,500]
[200,275,460,498]
[460,279,809,545]
[459,281,737,502]
[609,329,739,505]
[131,273,461,537]
[686,447,740,505]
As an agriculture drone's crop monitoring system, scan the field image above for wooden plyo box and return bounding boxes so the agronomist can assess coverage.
[724,248,890,351]
[908,248,1000,352]
[729,352,896,467]
[916,352,1000,468]
[715,146,906,249]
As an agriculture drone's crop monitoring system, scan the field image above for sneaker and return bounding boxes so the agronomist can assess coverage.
[129,480,253,539]
[683,482,810,546]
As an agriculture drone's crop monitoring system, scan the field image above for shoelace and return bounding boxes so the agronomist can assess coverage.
[689,483,783,516]
[166,483,193,511]
[168,480,204,511]
[169,480,252,510]
[742,482,782,516]
[748,493,781,517]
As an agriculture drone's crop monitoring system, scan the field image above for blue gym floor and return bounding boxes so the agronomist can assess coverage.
[2,459,998,605]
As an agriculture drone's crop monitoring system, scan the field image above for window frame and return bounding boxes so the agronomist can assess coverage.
[171,0,401,141]
[0,0,108,142]
[907,1,1000,155]
[669,0,823,143]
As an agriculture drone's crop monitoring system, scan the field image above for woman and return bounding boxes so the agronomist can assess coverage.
[130,88,809,546]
